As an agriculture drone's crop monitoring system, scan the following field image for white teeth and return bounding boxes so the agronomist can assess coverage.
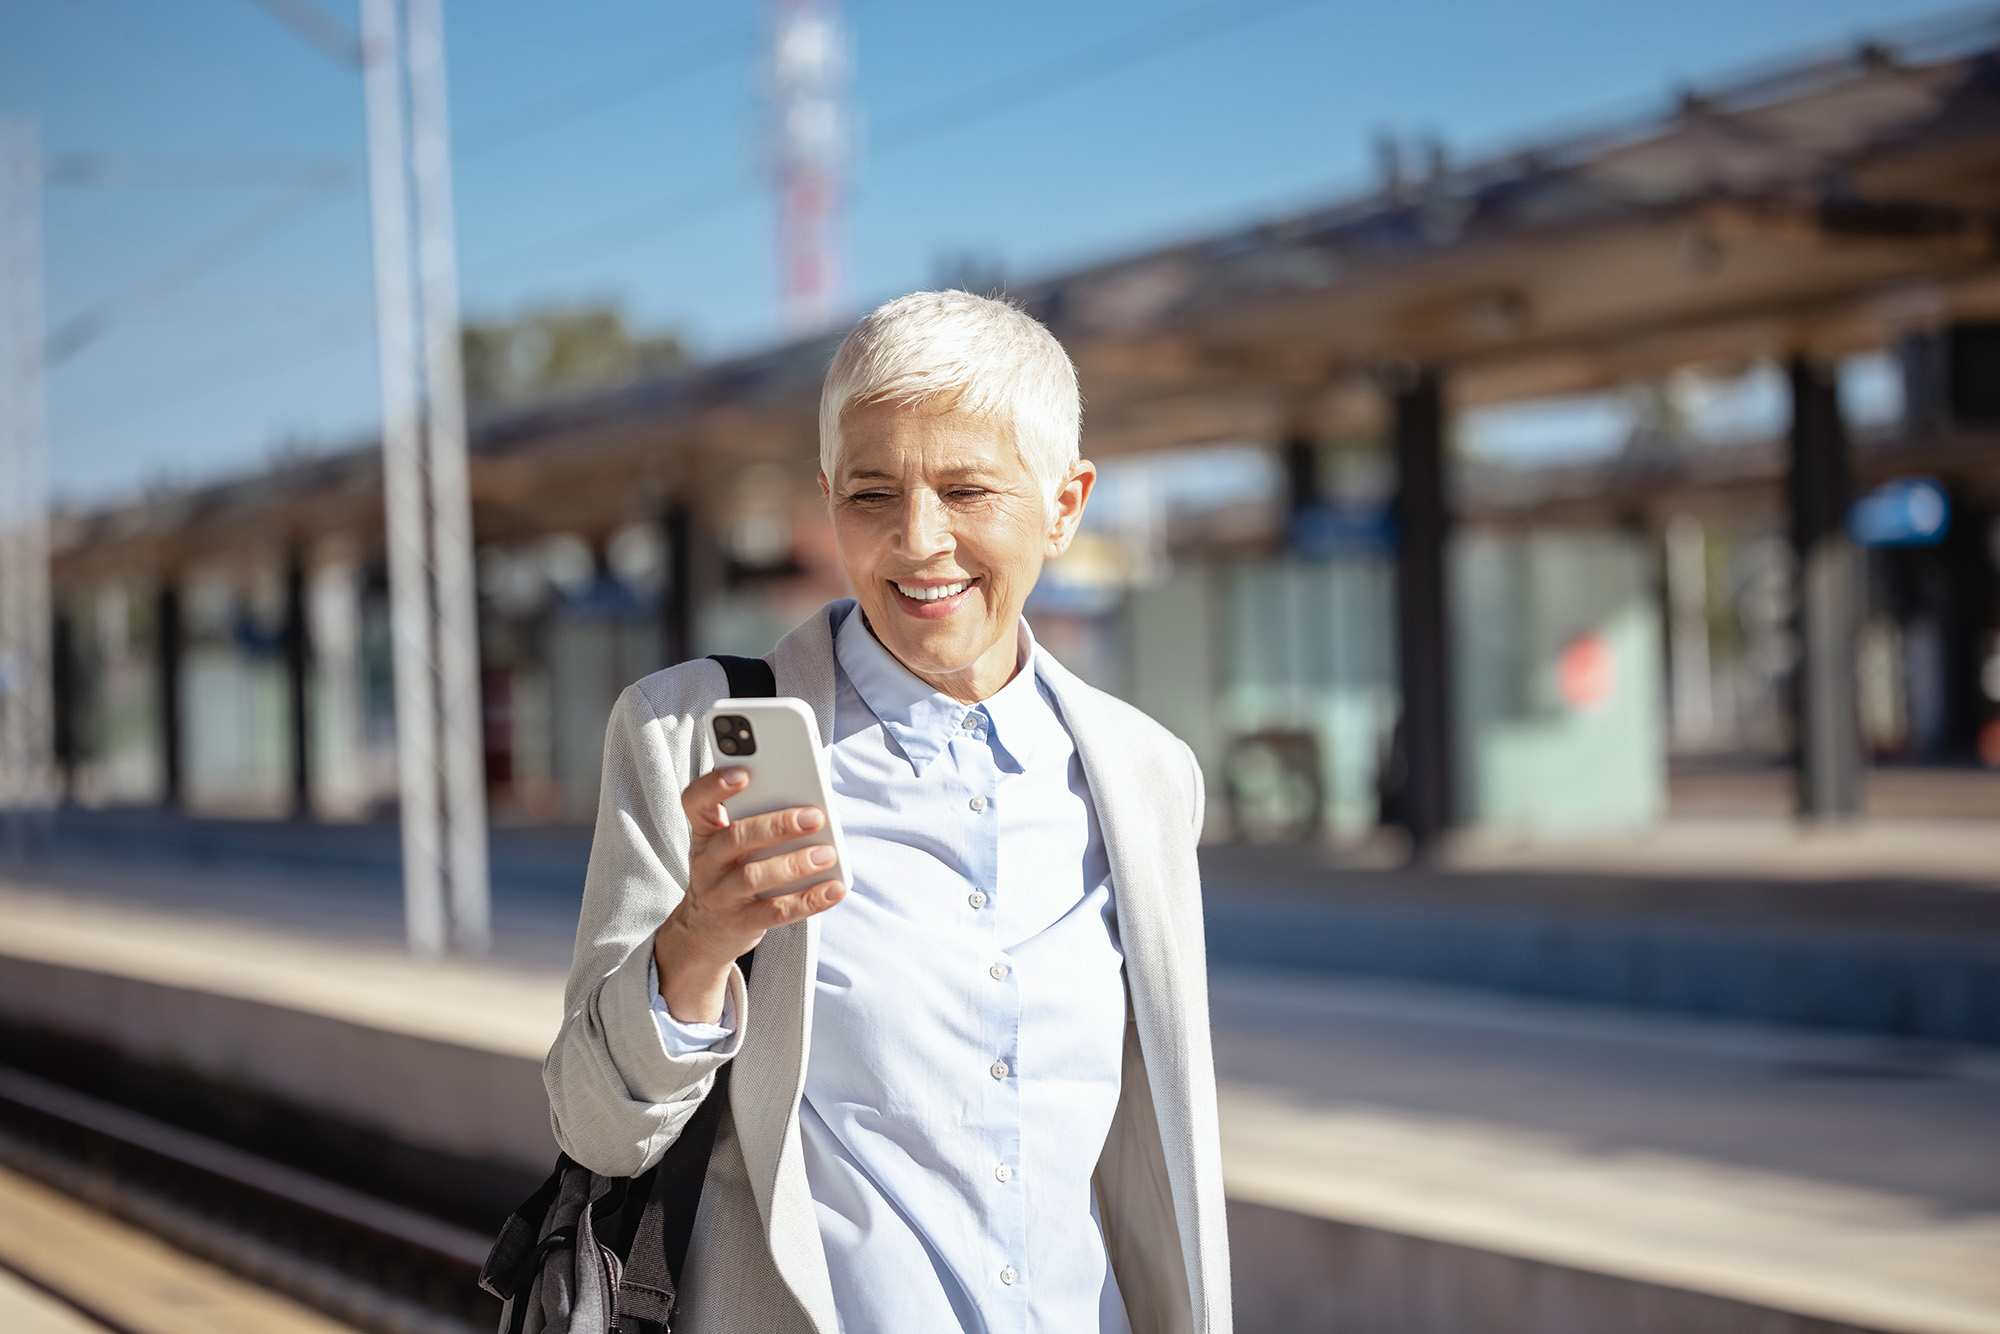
[895,579,971,602]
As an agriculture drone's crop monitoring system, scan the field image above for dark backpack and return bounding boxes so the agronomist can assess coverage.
[478,655,774,1334]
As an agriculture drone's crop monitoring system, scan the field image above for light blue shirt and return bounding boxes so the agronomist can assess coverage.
[652,608,1131,1334]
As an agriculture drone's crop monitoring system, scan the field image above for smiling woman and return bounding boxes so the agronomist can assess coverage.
[815,291,1098,701]
[545,289,1229,1334]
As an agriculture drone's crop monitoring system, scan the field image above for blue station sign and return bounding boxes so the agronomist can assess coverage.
[1849,477,1950,547]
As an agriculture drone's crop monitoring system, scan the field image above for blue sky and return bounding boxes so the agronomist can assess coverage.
[0,0,1976,506]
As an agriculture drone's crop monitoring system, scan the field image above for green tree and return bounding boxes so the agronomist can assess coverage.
[461,304,688,410]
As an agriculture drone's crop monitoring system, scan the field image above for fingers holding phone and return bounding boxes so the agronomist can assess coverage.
[700,698,850,902]
[676,771,843,932]
[685,780,843,905]
[655,700,851,1023]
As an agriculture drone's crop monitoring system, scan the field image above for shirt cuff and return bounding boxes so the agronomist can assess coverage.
[647,956,738,1054]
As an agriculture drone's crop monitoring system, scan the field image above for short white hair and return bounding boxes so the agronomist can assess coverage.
[819,290,1081,507]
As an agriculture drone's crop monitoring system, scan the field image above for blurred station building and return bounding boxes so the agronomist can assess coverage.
[43,13,2000,846]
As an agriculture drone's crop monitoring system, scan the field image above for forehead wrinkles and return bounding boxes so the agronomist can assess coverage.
[837,406,1026,483]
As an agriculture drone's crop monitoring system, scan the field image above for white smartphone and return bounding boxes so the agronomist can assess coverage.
[701,697,851,900]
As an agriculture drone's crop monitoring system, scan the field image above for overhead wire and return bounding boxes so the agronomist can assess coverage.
[72,0,1320,427]
[54,10,754,366]
[870,0,1322,153]
[239,0,362,66]
[451,0,870,159]
[453,25,749,160]
[44,152,358,189]
[64,0,742,462]
[469,0,1329,274]
[44,166,351,366]
[57,318,372,448]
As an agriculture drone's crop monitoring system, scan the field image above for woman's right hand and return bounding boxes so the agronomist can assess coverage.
[650,766,846,1026]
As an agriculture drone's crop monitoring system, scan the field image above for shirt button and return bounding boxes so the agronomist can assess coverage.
[989,1060,1009,1080]
[968,891,987,909]
[989,963,1008,980]
[969,795,987,812]
[995,1164,1012,1183]
[961,713,979,730]
[999,1267,1018,1286]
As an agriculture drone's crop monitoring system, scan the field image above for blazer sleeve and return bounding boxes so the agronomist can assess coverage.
[542,674,746,1177]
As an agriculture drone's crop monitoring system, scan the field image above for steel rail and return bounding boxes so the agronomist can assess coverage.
[0,1062,498,1334]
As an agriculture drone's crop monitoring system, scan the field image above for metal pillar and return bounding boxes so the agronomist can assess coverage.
[1283,435,1321,527]
[661,500,697,666]
[1664,514,1715,747]
[361,0,487,954]
[1787,356,1864,819]
[51,603,74,803]
[0,117,54,857]
[284,551,311,818]
[155,583,183,808]
[1391,366,1453,856]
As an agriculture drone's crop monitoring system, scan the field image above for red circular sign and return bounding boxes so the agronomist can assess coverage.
[1557,632,1615,711]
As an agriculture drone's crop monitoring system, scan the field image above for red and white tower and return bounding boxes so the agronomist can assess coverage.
[770,0,849,336]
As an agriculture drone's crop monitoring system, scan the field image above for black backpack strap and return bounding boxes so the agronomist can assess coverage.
[614,950,756,1332]
[707,653,776,700]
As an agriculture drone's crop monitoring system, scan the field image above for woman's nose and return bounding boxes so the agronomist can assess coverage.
[898,490,952,556]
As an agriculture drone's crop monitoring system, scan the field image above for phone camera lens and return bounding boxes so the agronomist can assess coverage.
[711,715,755,755]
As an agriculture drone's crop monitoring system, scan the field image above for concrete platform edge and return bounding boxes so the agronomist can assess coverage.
[1228,1197,1904,1334]
[0,953,555,1173]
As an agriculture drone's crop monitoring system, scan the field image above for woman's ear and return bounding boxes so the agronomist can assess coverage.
[818,470,832,502]
[1046,460,1097,557]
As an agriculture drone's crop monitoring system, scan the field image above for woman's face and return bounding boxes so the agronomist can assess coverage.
[822,399,1093,702]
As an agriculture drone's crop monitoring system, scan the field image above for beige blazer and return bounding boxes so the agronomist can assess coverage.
[543,601,1231,1334]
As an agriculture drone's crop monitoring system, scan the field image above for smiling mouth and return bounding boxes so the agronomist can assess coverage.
[892,578,977,603]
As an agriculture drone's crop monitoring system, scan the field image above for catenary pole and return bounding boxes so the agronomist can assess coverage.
[406,0,489,953]
[360,0,447,955]
[0,118,53,860]
[261,0,487,953]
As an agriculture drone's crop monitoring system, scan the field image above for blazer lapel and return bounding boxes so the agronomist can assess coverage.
[723,602,846,1333]
[1036,655,1214,1327]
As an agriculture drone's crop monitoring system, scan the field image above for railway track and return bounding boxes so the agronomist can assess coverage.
[0,1063,500,1334]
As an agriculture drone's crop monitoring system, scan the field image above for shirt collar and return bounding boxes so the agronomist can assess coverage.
[834,611,1059,777]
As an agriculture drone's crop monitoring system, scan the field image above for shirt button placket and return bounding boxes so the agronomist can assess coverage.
[967,711,1014,1302]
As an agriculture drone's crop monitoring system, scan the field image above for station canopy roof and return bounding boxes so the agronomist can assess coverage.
[55,9,2000,573]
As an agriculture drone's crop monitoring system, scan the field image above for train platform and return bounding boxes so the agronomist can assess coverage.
[2,868,1998,1334]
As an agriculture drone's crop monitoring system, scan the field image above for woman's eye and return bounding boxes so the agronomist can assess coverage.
[947,488,988,501]
[849,491,892,503]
